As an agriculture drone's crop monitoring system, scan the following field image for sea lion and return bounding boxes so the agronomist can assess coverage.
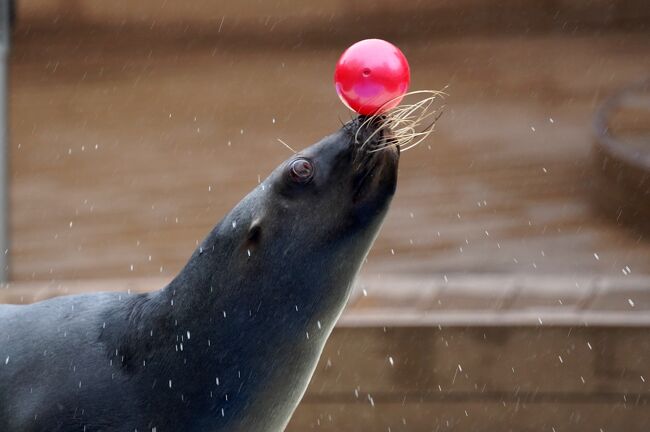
[0,116,399,432]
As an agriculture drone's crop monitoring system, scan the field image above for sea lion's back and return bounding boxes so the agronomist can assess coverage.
[0,293,138,431]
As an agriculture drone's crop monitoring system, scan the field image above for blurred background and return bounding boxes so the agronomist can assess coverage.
[3,0,650,430]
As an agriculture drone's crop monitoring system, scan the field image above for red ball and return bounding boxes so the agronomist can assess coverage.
[334,39,410,115]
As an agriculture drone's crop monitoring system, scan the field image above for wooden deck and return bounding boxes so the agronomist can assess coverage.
[8,25,650,282]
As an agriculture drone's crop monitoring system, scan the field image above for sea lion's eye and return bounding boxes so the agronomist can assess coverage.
[289,158,314,184]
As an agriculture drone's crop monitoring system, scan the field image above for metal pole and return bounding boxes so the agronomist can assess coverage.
[0,0,9,282]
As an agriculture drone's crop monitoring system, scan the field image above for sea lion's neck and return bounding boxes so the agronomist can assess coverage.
[138,224,353,430]
[118,188,386,430]
[163,197,360,326]
[163,230,356,334]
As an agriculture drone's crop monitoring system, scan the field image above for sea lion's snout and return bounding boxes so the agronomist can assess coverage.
[349,116,400,207]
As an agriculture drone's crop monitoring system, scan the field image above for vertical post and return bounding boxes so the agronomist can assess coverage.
[0,0,9,282]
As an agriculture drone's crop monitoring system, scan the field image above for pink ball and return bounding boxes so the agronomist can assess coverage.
[334,39,410,115]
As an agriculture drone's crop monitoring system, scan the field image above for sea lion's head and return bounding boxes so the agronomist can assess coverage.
[199,116,399,327]
[266,115,400,247]
[193,93,441,329]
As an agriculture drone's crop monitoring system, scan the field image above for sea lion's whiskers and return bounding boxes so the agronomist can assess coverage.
[277,138,297,154]
[375,93,444,153]
[355,90,445,154]
[359,124,389,152]
[355,115,389,147]
[393,124,438,152]
[371,111,443,153]
[369,118,439,153]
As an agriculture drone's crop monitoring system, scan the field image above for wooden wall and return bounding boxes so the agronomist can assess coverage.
[15,0,650,37]
[289,325,650,431]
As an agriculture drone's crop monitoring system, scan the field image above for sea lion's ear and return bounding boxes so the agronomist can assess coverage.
[246,219,263,246]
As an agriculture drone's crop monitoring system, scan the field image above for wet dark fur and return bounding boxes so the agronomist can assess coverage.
[0,118,398,432]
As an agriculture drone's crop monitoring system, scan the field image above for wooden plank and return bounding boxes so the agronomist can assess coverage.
[291,325,650,430]
[307,327,650,395]
[15,0,650,35]
[288,400,650,432]
[0,277,169,304]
